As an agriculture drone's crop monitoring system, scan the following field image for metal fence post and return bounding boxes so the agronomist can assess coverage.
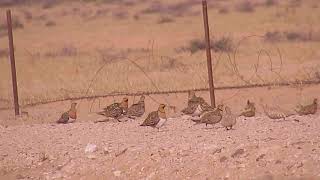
[202,0,216,107]
[6,9,20,115]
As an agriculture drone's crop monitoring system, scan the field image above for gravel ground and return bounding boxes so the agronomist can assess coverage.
[1,114,320,180]
[1,86,320,180]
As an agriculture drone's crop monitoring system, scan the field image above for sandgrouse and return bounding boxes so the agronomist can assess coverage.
[97,97,129,121]
[239,100,256,117]
[126,95,145,119]
[192,98,215,117]
[57,102,77,124]
[221,106,237,130]
[295,98,318,115]
[140,104,167,129]
[192,104,223,127]
[181,91,206,115]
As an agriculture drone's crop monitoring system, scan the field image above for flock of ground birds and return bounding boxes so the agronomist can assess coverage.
[57,91,318,130]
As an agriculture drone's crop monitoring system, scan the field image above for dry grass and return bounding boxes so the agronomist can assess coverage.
[0,0,320,109]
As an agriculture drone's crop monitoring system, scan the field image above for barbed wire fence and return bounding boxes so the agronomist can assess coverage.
[1,3,320,113]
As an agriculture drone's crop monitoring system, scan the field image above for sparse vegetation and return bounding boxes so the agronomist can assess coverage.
[141,0,197,17]
[112,11,129,20]
[44,45,78,57]
[264,30,320,42]
[157,16,174,24]
[45,20,56,27]
[183,36,234,54]
[236,1,255,13]
[218,7,229,14]
[264,31,283,42]
[0,17,24,32]
[0,0,319,109]
[0,49,9,58]
[265,0,278,7]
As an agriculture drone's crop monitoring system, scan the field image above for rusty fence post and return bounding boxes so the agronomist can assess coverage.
[202,0,216,108]
[6,9,20,115]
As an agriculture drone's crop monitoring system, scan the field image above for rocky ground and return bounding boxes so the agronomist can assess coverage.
[0,113,320,180]
[1,86,320,180]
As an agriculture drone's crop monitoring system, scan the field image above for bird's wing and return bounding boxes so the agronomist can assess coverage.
[141,111,160,126]
[181,103,198,114]
[57,112,69,123]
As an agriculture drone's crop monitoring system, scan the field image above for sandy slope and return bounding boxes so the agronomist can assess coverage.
[0,112,320,180]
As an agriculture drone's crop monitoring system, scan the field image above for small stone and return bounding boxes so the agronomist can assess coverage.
[103,147,110,155]
[220,156,228,163]
[231,149,245,158]
[256,154,266,161]
[113,170,121,177]
[85,143,97,153]
[87,154,97,159]
[16,174,25,179]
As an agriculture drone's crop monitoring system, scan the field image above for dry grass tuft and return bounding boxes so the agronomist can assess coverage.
[218,7,229,14]
[264,30,320,42]
[236,1,255,13]
[45,20,56,27]
[265,0,278,7]
[182,36,234,54]
[157,16,174,24]
[0,16,24,32]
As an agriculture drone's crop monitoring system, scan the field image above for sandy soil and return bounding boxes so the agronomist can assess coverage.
[1,85,320,180]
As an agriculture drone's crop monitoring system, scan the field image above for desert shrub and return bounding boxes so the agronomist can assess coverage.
[265,0,278,7]
[23,10,33,21]
[133,14,140,20]
[290,0,302,7]
[112,11,128,20]
[218,7,229,14]
[236,1,255,13]
[212,37,234,52]
[141,0,197,17]
[157,16,174,24]
[0,17,24,32]
[264,31,282,42]
[186,39,206,54]
[42,0,59,9]
[184,36,234,54]
[264,30,320,42]
[0,49,9,58]
[45,20,56,27]
[285,31,307,41]
[44,45,78,57]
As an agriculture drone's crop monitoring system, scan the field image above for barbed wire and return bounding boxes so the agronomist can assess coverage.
[1,79,319,111]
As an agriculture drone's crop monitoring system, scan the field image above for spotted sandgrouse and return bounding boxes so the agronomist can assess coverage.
[97,97,129,121]
[126,95,145,119]
[192,104,223,127]
[140,104,167,129]
[57,102,77,124]
[221,106,237,130]
[295,98,318,115]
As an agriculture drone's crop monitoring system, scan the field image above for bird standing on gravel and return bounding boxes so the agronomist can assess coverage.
[97,97,129,121]
[181,91,205,115]
[140,104,167,129]
[191,104,223,127]
[57,102,77,124]
[126,95,145,119]
[239,100,256,117]
[221,106,237,130]
[192,98,215,117]
[295,98,318,115]
[261,103,294,120]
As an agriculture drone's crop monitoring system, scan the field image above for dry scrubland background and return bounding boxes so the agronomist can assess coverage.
[1,1,320,180]
[0,0,320,109]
